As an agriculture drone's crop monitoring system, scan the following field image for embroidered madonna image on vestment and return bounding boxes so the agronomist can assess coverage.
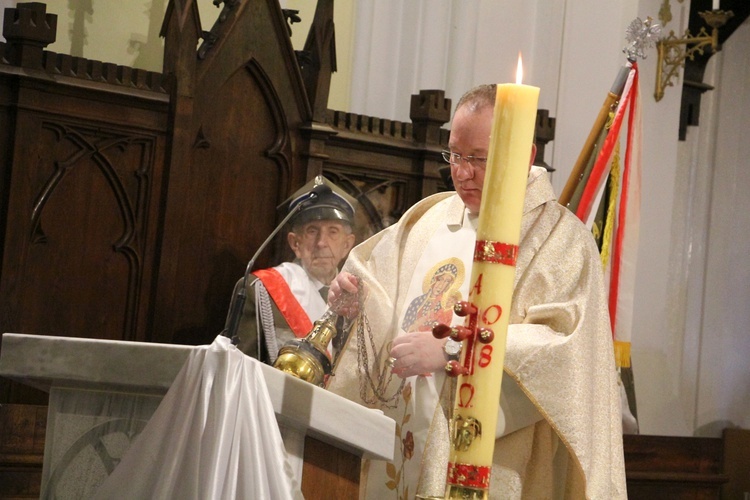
[401,258,465,333]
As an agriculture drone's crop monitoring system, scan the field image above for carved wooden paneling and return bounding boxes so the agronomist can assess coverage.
[0,404,46,499]
[324,170,410,243]
[11,120,161,341]
[321,101,448,242]
[0,79,13,251]
[0,3,170,354]
[165,62,298,345]
[722,428,750,499]
[624,434,728,499]
[153,0,314,346]
[0,81,167,347]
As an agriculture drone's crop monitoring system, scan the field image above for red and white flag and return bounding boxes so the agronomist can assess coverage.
[567,63,642,432]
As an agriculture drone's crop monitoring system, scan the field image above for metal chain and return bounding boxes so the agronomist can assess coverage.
[351,277,405,408]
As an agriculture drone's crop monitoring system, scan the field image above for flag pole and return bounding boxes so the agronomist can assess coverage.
[560,17,660,207]
[559,64,631,207]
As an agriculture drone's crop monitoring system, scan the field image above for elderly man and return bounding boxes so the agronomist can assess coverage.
[230,176,356,363]
[326,85,627,499]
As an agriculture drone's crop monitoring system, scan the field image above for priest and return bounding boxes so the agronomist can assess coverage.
[326,84,627,499]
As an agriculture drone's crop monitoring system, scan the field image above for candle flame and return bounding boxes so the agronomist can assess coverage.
[516,53,523,84]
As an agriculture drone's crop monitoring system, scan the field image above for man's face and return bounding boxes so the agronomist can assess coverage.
[288,220,355,284]
[449,104,537,214]
[449,105,494,214]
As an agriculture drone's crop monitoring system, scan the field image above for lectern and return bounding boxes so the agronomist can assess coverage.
[0,333,395,498]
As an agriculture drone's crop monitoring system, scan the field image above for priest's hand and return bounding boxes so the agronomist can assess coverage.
[389,331,447,378]
[328,271,360,318]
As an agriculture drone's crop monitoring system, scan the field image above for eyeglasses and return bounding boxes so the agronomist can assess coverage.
[441,150,488,170]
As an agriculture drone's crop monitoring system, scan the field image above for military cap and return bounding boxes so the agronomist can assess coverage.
[286,175,356,228]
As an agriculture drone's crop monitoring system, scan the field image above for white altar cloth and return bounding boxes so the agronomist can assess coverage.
[0,333,395,498]
[93,335,301,499]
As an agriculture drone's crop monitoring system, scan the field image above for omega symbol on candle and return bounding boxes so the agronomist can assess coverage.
[458,382,475,408]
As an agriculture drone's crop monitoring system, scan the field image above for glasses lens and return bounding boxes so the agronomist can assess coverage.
[467,157,487,169]
[441,151,453,163]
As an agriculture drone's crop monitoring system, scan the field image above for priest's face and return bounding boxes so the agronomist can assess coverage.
[449,102,537,214]
[449,105,493,214]
[288,220,355,284]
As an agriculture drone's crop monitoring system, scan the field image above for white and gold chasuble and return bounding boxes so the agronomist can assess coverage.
[327,169,627,499]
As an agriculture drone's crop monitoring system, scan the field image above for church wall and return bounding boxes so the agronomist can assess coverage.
[635,4,750,438]
[628,0,686,436]
[8,0,355,112]
[27,0,173,71]
[695,20,750,434]
[261,0,356,113]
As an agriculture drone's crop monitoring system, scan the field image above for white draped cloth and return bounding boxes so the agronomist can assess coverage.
[93,336,301,500]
